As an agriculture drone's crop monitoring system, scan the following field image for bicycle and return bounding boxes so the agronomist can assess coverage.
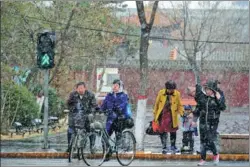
[64,108,92,163]
[68,125,85,162]
[81,110,136,166]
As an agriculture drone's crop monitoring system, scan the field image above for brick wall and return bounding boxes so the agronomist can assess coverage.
[119,68,249,108]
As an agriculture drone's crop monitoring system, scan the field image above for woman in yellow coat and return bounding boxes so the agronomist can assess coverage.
[153,80,184,154]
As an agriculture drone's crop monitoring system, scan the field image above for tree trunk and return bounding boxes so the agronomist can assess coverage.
[139,32,150,95]
[248,48,250,114]
[0,88,10,135]
[97,66,106,93]
[135,1,158,151]
[85,57,96,91]
[2,95,11,135]
[85,63,93,88]
[10,96,21,128]
[90,59,97,92]
[188,56,201,85]
[24,67,39,89]
[135,30,150,151]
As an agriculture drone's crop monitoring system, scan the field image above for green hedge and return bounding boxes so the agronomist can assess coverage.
[47,87,65,118]
[1,82,39,134]
[32,84,65,119]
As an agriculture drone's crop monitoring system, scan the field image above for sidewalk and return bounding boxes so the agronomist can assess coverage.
[1,111,249,161]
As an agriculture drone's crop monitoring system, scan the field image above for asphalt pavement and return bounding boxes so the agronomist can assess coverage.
[1,158,249,166]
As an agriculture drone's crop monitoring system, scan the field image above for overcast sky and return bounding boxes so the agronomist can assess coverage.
[122,1,249,9]
[42,1,248,9]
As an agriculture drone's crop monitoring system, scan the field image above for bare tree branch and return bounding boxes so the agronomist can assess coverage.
[136,2,146,26]
[148,1,159,30]
[11,6,37,63]
[49,2,80,83]
[34,1,54,31]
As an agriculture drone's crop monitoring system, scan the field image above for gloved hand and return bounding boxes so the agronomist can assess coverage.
[114,107,123,116]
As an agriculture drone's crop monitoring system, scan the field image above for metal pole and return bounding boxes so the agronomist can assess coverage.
[43,69,49,149]
[248,5,250,160]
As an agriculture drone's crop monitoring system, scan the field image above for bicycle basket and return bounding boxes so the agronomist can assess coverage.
[90,113,106,130]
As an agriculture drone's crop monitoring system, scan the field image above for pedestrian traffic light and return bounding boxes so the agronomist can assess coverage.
[37,51,55,69]
[170,48,177,60]
[37,31,55,69]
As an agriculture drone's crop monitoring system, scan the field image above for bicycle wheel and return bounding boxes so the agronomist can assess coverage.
[116,130,136,166]
[68,134,81,162]
[81,131,107,166]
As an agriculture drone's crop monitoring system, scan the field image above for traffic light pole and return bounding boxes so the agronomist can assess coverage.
[37,31,55,149]
[43,69,49,149]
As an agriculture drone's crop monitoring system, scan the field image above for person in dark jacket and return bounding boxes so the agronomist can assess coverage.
[194,80,226,166]
[67,82,97,149]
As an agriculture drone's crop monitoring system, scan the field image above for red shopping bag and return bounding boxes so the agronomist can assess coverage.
[146,120,160,135]
[152,120,160,132]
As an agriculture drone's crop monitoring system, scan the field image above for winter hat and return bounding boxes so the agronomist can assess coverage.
[204,80,218,91]
[184,105,192,110]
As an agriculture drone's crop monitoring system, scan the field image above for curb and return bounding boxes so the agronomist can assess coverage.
[135,152,249,161]
[0,152,249,161]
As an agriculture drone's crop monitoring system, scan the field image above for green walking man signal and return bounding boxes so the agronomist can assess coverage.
[37,31,56,69]
[41,54,50,66]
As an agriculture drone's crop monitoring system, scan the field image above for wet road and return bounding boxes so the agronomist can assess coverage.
[1,158,249,166]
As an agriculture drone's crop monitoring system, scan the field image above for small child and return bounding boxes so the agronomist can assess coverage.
[180,105,197,153]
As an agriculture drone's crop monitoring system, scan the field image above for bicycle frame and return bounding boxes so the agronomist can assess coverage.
[90,111,134,153]
[81,111,136,166]
[91,124,116,152]
[73,127,86,147]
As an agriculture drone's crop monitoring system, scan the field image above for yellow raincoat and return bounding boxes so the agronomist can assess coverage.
[153,89,184,128]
